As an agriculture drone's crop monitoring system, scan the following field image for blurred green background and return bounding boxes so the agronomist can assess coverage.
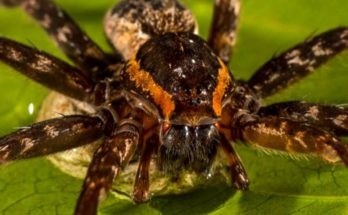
[1,0,348,214]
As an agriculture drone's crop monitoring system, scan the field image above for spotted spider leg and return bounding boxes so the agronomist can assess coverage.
[247,27,348,98]
[208,0,241,64]
[238,116,348,165]
[258,102,348,136]
[133,134,158,203]
[1,0,122,81]
[75,121,139,215]
[219,134,249,190]
[0,115,104,163]
[0,37,93,101]
[0,0,18,7]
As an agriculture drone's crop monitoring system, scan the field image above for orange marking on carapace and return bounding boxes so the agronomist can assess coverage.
[213,59,232,116]
[126,58,175,119]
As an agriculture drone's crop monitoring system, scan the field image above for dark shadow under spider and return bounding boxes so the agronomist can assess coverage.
[0,0,348,215]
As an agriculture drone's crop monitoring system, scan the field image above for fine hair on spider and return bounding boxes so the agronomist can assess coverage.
[1,0,348,215]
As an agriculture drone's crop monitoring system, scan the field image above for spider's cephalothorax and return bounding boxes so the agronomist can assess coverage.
[124,32,233,173]
[1,0,348,215]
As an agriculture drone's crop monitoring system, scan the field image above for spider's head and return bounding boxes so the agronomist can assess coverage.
[126,32,234,173]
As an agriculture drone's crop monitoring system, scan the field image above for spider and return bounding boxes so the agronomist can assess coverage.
[1,0,348,214]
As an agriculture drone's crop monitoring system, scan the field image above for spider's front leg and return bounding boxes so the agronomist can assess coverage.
[0,37,93,101]
[75,120,140,215]
[247,27,348,98]
[0,115,104,163]
[208,0,241,64]
[1,0,122,80]
[258,101,348,136]
[237,115,348,165]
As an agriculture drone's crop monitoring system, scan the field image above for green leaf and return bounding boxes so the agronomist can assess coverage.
[1,0,348,214]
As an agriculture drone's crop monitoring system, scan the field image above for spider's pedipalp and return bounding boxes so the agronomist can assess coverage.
[219,134,249,190]
[133,133,158,203]
[247,27,348,98]
[208,0,241,64]
[0,37,94,101]
[13,0,122,81]
[258,101,348,136]
[240,116,348,164]
[75,121,139,215]
[0,115,104,163]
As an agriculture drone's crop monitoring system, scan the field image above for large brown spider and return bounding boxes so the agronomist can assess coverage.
[1,0,348,214]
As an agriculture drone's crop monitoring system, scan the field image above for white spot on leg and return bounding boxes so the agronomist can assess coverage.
[312,42,333,56]
[268,73,280,82]
[333,115,348,126]
[8,48,24,61]
[0,145,9,152]
[43,125,59,138]
[285,49,301,59]
[293,131,308,149]
[30,55,53,72]
[287,56,310,66]
[340,29,348,40]
[20,138,35,154]
[305,106,320,120]
[57,26,72,43]
[41,14,52,28]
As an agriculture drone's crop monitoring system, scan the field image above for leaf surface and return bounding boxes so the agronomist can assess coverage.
[1,0,348,214]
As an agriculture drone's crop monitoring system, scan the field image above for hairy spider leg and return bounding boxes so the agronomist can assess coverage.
[208,0,241,65]
[133,134,158,203]
[0,0,21,7]
[239,116,348,165]
[247,27,348,98]
[219,134,249,190]
[0,115,104,163]
[75,121,139,215]
[258,102,348,136]
[0,38,94,101]
[1,0,122,81]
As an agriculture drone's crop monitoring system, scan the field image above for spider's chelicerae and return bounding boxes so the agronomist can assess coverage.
[1,0,348,214]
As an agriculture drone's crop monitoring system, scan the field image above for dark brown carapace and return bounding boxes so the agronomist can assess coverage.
[1,0,348,215]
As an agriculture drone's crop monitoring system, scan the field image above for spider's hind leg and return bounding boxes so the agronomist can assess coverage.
[239,116,348,165]
[0,115,104,163]
[247,27,348,98]
[208,0,241,65]
[258,101,348,136]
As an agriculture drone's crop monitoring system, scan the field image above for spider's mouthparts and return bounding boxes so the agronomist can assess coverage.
[158,124,219,173]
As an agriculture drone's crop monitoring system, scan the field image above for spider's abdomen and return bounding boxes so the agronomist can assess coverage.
[104,0,197,59]
[124,32,234,124]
